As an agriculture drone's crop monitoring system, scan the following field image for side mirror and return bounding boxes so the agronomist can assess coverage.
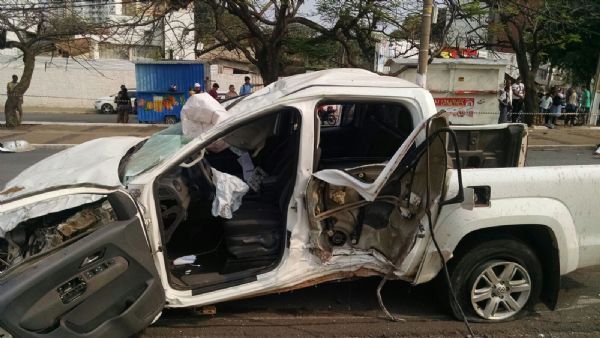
[461,187,475,210]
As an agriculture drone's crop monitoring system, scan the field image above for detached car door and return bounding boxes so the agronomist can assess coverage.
[0,186,164,338]
[307,115,452,268]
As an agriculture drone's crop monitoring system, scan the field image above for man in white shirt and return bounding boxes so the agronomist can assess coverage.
[511,77,525,122]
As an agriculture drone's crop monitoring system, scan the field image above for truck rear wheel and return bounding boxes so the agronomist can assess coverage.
[447,239,542,322]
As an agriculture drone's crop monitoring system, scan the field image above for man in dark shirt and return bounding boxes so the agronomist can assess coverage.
[208,83,220,101]
[115,85,130,123]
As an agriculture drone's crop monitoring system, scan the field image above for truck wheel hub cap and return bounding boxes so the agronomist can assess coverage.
[470,261,532,320]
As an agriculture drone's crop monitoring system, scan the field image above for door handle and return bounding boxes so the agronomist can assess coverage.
[80,249,104,268]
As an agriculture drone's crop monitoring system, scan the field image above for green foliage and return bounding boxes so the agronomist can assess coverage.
[541,0,600,84]
[282,26,340,69]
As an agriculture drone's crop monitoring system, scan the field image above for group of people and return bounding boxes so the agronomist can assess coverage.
[497,77,525,124]
[538,86,592,128]
[498,78,593,128]
[180,76,256,102]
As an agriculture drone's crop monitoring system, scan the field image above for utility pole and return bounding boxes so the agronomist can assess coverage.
[417,0,433,88]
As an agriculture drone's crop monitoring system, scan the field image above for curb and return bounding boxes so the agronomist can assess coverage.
[1,121,168,128]
[528,144,596,149]
[529,126,600,131]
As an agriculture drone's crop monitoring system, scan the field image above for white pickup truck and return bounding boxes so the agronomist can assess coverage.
[1,69,599,337]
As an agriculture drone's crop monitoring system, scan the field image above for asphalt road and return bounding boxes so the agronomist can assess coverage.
[0,148,59,186]
[2,147,600,337]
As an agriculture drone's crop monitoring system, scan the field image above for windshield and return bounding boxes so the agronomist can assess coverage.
[122,124,190,181]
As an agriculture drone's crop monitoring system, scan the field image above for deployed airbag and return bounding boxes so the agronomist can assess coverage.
[181,93,231,152]
[211,168,249,219]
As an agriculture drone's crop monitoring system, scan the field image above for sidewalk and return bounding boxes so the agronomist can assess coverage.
[1,123,599,148]
[527,127,600,147]
[0,124,164,145]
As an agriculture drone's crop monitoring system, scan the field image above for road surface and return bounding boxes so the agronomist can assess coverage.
[1,147,599,337]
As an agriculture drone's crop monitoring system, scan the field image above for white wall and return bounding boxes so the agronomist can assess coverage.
[0,55,135,111]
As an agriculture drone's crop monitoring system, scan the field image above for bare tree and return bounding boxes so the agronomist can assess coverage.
[0,0,170,127]
[189,0,436,84]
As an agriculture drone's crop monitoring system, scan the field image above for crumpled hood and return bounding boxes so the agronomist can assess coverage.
[1,136,143,201]
[0,136,143,237]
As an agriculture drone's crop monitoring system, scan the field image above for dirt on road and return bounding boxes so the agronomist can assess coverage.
[140,267,600,337]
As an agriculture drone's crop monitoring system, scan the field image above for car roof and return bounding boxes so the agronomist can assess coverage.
[227,68,420,116]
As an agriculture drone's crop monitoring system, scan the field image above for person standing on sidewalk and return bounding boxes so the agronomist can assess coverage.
[5,74,23,127]
[239,76,254,95]
[511,77,525,122]
[547,87,562,129]
[208,83,220,100]
[193,83,202,94]
[540,92,553,126]
[225,84,238,99]
[115,85,130,124]
[565,87,578,126]
[498,83,511,123]
[581,86,592,124]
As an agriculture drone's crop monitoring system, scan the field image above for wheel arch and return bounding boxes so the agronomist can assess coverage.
[413,198,579,310]
[449,224,561,310]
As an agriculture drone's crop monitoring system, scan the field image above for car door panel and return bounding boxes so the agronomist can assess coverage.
[0,190,164,338]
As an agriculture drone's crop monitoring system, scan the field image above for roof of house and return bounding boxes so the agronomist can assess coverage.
[387,57,511,67]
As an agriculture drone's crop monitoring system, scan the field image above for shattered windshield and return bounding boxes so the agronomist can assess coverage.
[122,124,191,181]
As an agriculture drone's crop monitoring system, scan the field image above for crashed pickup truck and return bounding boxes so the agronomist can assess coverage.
[1,69,600,337]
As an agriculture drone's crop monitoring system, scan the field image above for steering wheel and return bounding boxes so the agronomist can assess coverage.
[198,158,215,191]
[180,150,215,191]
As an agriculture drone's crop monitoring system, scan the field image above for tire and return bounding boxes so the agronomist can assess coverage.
[100,103,114,114]
[164,115,177,124]
[447,239,542,322]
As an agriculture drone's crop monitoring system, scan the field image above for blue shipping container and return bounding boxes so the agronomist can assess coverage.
[135,62,206,93]
[135,62,205,123]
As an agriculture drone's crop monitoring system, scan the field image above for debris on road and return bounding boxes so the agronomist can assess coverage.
[0,140,34,153]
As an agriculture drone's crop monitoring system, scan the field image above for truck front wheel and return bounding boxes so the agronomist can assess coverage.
[447,239,543,322]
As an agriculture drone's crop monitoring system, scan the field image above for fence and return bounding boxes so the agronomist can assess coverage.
[443,109,600,126]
